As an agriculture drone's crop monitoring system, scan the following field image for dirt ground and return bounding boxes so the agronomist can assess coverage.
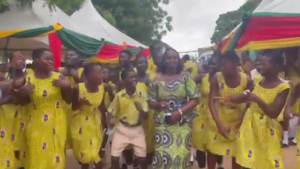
[65,146,297,169]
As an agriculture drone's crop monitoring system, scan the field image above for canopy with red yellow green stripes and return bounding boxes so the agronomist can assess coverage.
[0,23,149,67]
[226,0,300,52]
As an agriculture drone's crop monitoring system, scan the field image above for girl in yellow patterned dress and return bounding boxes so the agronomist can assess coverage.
[0,51,28,169]
[235,50,290,169]
[192,56,224,169]
[135,55,156,169]
[102,66,115,109]
[13,48,72,169]
[8,51,31,169]
[59,49,84,149]
[71,63,107,169]
[0,83,16,169]
[284,47,300,146]
[208,51,252,169]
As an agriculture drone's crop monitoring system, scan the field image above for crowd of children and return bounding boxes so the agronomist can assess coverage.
[0,42,299,169]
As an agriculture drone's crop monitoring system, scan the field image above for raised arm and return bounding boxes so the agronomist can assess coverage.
[56,75,72,104]
[71,84,80,111]
[251,87,290,119]
[228,76,254,103]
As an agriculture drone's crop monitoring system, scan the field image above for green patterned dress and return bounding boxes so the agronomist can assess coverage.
[148,72,200,169]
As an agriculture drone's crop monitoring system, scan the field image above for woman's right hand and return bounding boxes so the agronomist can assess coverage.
[78,97,91,107]
[15,83,35,97]
[216,121,229,138]
[158,101,168,109]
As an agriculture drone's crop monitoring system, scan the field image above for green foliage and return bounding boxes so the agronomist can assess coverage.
[0,0,9,13]
[91,0,173,45]
[0,0,85,14]
[55,0,85,15]
[210,0,262,43]
[0,0,172,46]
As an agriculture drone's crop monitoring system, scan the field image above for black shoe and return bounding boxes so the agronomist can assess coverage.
[217,167,224,169]
[121,164,127,169]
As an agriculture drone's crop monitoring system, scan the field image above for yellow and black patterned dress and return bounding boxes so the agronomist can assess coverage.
[191,74,211,151]
[25,72,67,169]
[0,105,16,169]
[63,68,84,149]
[71,83,104,163]
[236,79,290,169]
[206,72,247,157]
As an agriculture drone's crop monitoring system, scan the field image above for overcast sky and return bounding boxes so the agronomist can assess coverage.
[162,0,246,52]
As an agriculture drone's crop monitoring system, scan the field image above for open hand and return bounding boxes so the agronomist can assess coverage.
[134,102,143,112]
[52,79,70,88]
[217,122,229,138]
[16,83,35,97]
[68,68,79,78]
[214,97,230,104]
[78,97,91,106]
[159,101,168,109]
[105,84,113,94]
[169,111,181,124]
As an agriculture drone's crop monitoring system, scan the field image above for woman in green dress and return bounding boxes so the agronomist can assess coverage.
[148,47,199,169]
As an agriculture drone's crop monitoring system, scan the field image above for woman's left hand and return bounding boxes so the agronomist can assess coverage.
[52,79,70,88]
[99,148,105,158]
[169,111,182,124]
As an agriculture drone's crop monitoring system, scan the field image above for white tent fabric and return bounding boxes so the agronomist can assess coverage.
[0,0,50,56]
[254,0,298,13]
[32,0,96,38]
[71,0,146,48]
[0,0,88,56]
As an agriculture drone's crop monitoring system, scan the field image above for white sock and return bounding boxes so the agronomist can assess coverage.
[217,163,223,168]
[127,164,134,169]
[283,131,289,144]
[190,148,195,162]
[147,165,153,169]
[293,137,297,143]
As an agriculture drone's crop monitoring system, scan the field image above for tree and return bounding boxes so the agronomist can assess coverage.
[210,0,262,43]
[0,0,172,46]
[91,0,173,45]
[0,0,84,14]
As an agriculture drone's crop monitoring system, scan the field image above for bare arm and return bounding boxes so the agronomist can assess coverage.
[59,76,72,104]
[99,96,108,150]
[208,74,221,124]
[185,67,192,73]
[228,76,254,103]
[180,98,198,115]
[290,82,300,106]
[71,84,80,111]
[255,89,290,119]
[193,74,205,84]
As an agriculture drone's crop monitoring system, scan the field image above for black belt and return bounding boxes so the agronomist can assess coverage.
[120,120,141,128]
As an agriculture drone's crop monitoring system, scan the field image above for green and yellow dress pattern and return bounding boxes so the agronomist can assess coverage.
[149,72,199,169]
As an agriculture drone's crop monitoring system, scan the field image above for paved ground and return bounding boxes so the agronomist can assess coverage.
[65,146,297,169]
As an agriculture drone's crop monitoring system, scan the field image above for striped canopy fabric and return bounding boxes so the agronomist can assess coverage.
[227,0,300,52]
[0,23,149,67]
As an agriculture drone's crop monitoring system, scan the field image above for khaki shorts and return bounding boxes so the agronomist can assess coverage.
[111,123,146,157]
